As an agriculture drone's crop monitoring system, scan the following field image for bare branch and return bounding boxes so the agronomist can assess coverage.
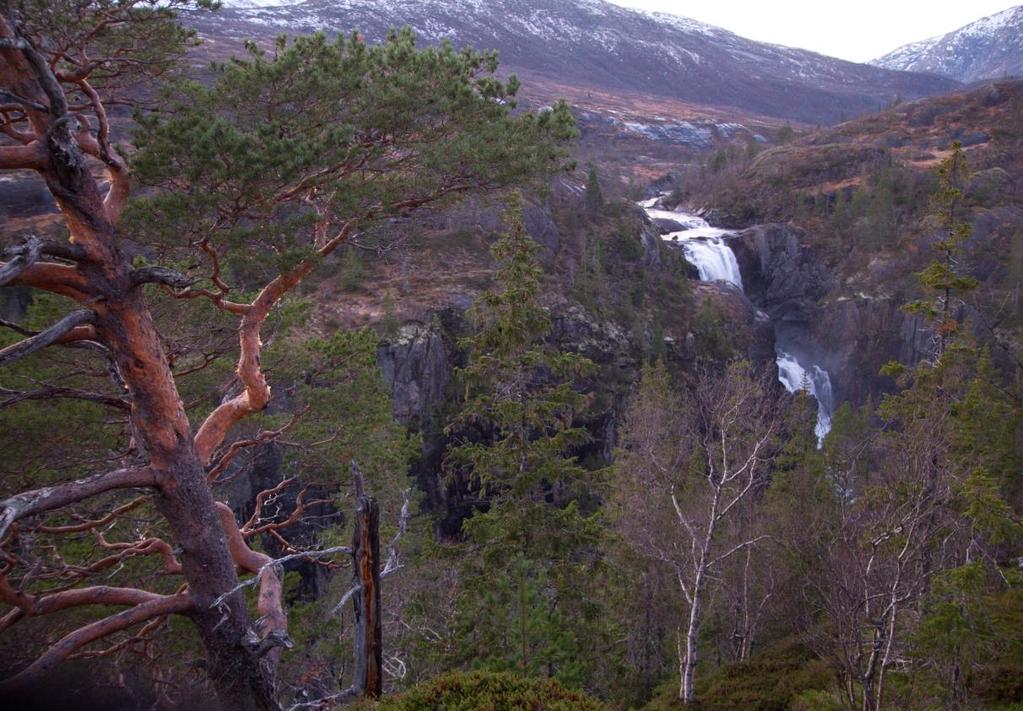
[331,582,362,617]
[707,536,770,570]
[0,384,129,410]
[130,266,195,290]
[0,37,29,49]
[211,545,354,611]
[0,259,89,300]
[74,78,128,223]
[208,408,307,484]
[382,489,411,577]
[0,591,192,691]
[287,685,361,711]
[0,467,155,541]
[0,141,44,169]
[0,87,45,111]
[0,309,95,367]
[193,219,358,463]
[34,239,88,262]
[214,502,288,662]
[0,578,172,620]
[330,486,408,617]
[0,235,40,287]
[0,319,35,337]
[34,495,145,534]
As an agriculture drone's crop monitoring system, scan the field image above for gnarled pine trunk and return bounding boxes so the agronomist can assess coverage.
[0,16,280,706]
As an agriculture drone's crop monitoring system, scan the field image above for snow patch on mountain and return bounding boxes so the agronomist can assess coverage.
[872,5,1023,82]
[644,11,720,38]
[219,0,297,7]
[193,0,959,125]
[961,6,1020,36]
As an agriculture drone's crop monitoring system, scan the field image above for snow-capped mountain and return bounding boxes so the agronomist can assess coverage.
[217,0,296,7]
[872,5,1023,83]
[194,0,958,125]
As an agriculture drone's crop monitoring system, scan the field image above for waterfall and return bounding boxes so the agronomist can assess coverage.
[776,351,834,444]
[640,201,743,289]
[676,236,744,287]
[638,194,835,444]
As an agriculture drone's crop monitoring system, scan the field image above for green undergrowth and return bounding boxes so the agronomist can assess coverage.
[641,639,834,711]
[357,670,609,710]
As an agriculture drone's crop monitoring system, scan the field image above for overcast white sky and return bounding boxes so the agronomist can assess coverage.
[605,1,1019,62]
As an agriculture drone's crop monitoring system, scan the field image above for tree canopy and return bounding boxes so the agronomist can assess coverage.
[0,2,574,707]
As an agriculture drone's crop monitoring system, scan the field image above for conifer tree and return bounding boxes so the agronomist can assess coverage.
[445,193,600,682]
[585,164,604,216]
[904,141,979,360]
[0,5,574,704]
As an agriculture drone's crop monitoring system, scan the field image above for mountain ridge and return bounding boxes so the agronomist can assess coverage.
[193,0,959,125]
[872,5,1023,82]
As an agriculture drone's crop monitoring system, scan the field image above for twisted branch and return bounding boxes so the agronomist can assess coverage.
[0,309,96,367]
[0,466,155,542]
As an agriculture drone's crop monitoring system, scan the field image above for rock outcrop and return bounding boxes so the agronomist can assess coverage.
[378,321,454,429]
[732,222,931,406]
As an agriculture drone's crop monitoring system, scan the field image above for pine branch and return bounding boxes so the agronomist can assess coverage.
[0,467,156,542]
[0,309,95,367]
[0,235,41,287]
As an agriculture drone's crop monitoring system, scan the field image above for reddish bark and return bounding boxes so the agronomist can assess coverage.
[194,221,355,464]
[351,494,382,699]
[0,10,285,709]
[217,502,288,657]
[0,591,193,691]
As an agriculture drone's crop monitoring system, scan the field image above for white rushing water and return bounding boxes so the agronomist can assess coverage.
[776,351,834,443]
[680,238,744,287]
[639,198,743,289]
[638,194,834,443]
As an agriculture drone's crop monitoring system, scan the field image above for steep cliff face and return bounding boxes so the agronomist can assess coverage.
[732,223,931,407]
[681,80,1023,408]
[378,322,454,430]
[732,224,832,315]
[811,296,929,404]
[372,300,654,519]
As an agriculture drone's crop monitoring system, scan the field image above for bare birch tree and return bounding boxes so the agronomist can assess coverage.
[613,359,776,704]
[792,358,979,711]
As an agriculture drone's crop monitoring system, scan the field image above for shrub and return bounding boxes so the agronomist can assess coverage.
[363,670,609,711]
[641,639,833,710]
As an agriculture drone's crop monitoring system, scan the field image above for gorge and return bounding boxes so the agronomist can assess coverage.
[638,194,836,441]
[2,2,1022,709]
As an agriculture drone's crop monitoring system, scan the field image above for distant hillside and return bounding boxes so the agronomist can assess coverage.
[681,79,1023,404]
[699,79,1023,235]
[872,5,1023,82]
[197,0,959,125]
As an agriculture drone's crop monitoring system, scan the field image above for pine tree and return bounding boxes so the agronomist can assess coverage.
[0,8,575,703]
[445,193,601,681]
[904,141,979,360]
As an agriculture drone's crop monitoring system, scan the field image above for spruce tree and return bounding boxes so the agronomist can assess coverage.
[904,141,979,360]
[445,193,601,682]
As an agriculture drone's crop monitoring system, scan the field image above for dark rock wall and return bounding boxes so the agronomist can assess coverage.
[732,222,928,407]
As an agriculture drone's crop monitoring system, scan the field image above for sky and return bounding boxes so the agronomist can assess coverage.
[604,1,1019,62]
